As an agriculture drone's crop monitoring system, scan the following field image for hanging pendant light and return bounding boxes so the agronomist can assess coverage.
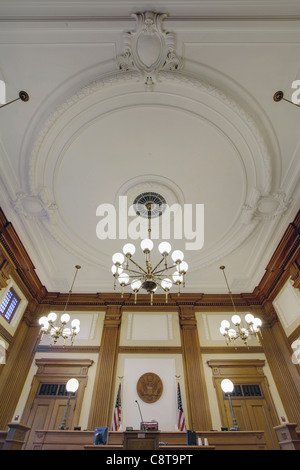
[39,265,81,346]
[219,266,262,346]
[111,192,188,305]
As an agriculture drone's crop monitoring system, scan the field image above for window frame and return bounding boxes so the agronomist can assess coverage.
[0,287,21,323]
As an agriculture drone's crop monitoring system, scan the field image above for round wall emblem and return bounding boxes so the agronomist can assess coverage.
[137,372,163,403]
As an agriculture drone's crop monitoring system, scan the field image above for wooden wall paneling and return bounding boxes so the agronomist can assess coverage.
[289,253,300,291]
[208,359,280,449]
[0,300,41,430]
[179,305,212,431]
[22,358,93,449]
[259,304,300,430]
[254,211,300,304]
[87,305,122,430]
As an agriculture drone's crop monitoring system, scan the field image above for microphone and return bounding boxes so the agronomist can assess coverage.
[135,400,144,426]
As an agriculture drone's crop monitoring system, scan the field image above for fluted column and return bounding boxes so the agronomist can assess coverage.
[179,305,212,431]
[261,301,300,430]
[88,305,122,430]
[0,299,41,430]
[289,254,300,291]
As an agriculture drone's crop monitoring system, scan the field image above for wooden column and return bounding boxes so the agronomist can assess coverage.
[179,305,212,431]
[260,301,300,430]
[2,422,31,450]
[0,300,41,430]
[274,423,300,450]
[88,305,122,430]
[289,253,300,291]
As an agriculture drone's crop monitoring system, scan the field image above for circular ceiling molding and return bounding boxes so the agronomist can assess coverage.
[115,174,185,225]
[21,68,281,272]
[133,191,167,218]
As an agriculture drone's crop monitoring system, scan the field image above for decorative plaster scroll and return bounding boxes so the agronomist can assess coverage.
[12,190,58,223]
[241,188,290,223]
[117,11,182,89]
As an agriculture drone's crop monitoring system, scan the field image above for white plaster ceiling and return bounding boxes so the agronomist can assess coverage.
[0,1,299,295]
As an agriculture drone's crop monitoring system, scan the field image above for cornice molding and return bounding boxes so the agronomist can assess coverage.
[0,208,47,302]
[1,1,300,21]
[0,207,299,319]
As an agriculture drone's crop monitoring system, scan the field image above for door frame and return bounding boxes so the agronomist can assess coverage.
[208,359,280,449]
[21,358,93,448]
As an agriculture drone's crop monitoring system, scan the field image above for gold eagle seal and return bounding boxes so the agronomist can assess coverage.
[137,372,163,403]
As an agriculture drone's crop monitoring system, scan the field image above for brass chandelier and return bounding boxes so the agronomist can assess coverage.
[39,265,81,346]
[219,266,262,346]
[111,192,188,305]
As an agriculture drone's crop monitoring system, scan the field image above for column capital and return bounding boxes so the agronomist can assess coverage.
[103,304,122,328]
[289,255,300,291]
[178,305,197,329]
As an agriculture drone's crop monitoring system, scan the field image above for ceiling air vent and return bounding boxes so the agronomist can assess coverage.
[133,192,166,218]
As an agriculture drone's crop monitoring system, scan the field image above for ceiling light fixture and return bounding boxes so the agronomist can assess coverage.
[219,266,262,346]
[111,192,188,305]
[0,90,29,109]
[38,265,81,346]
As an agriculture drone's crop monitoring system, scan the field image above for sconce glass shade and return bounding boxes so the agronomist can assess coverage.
[177,261,188,274]
[112,252,125,265]
[111,265,123,275]
[131,280,142,291]
[221,379,234,394]
[118,272,129,285]
[252,317,262,331]
[141,239,154,252]
[221,320,230,329]
[39,316,48,326]
[62,328,71,338]
[158,241,171,255]
[48,312,57,322]
[231,315,241,325]
[161,278,172,290]
[245,313,255,324]
[61,313,70,324]
[123,243,136,257]
[171,250,184,263]
[66,378,79,393]
[172,272,183,284]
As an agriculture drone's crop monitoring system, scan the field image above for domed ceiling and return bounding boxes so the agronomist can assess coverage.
[0,1,299,295]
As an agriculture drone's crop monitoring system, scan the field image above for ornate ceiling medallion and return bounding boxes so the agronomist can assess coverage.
[117,11,182,89]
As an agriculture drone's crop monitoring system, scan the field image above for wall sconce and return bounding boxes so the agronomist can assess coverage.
[221,379,240,431]
[273,90,300,108]
[0,90,29,109]
[58,378,79,430]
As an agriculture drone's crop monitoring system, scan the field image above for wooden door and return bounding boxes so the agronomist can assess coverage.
[223,394,279,449]
[24,397,54,450]
[246,399,279,450]
[24,383,78,449]
[208,359,281,450]
[21,358,93,449]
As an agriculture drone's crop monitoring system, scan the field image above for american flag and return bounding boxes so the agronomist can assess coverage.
[112,384,121,431]
[177,382,186,431]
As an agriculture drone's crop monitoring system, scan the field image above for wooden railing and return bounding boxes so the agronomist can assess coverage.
[30,429,267,450]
